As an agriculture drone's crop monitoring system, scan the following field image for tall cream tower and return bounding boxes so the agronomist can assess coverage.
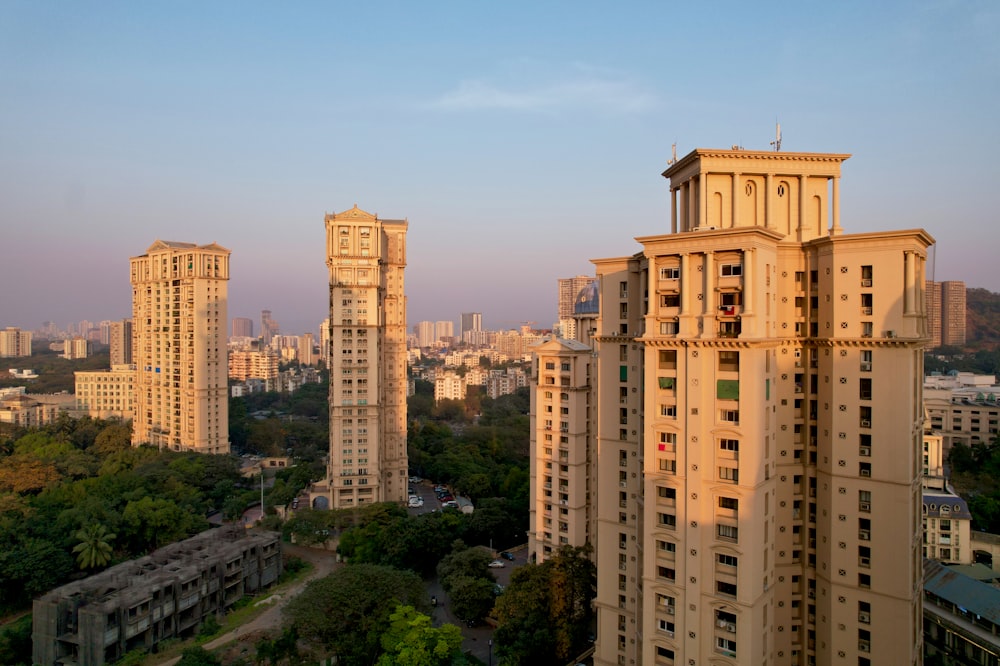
[318,205,408,509]
[130,240,230,453]
[587,149,932,666]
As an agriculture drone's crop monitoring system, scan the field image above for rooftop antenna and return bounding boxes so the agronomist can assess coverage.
[770,122,782,152]
[667,142,678,166]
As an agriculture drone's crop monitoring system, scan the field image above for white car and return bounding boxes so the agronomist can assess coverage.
[408,497,424,508]
[488,560,505,568]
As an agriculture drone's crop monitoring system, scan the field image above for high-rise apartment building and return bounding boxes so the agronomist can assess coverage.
[558,275,597,321]
[925,280,966,347]
[435,320,454,343]
[130,240,230,454]
[0,327,32,357]
[415,321,436,348]
[110,319,133,366]
[62,337,90,359]
[461,312,482,337]
[530,148,931,666]
[232,317,254,339]
[261,310,278,345]
[300,332,315,366]
[313,205,408,509]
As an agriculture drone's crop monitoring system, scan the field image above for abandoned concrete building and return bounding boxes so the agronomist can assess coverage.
[33,526,282,666]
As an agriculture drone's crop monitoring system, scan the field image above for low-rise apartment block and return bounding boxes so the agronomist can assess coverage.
[33,527,281,666]
[75,365,136,420]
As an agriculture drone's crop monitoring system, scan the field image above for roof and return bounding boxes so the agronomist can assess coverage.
[924,558,1000,624]
[923,490,974,520]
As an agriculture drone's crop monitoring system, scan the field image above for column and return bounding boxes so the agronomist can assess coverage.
[731,173,740,228]
[688,179,697,230]
[703,252,715,316]
[798,175,807,237]
[831,177,843,236]
[904,251,916,315]
[671,188,678,234]
[680,253,690,316]
[765,173,774,229]
[742,248,754,317]
[698,172,707,229]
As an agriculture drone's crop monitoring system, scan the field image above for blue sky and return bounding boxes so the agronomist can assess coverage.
[2,1,998,335]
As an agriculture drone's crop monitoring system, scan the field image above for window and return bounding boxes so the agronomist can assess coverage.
[658,512,677,528]
[861,265,873,286]
[657,539,676,553]
[656,646,675,659]
[720,409,740,424]
[716,581,738,597]
[659,459,677,474]
[660,266,680,280]
[717,553,738,567]
[718,496,738,511]
[717,524,739,542]
[720,263,743,277]
[659,432,677,451]
[719,438,739,452]
[661,294,680,308]
[658,618,675,635]
[661,404,677,418]
[719,466,739,483]
[718,351,740,371]
[660,320,679,335]
[658,350,677,368]
[658,486,677,500]
[657,566,676,581]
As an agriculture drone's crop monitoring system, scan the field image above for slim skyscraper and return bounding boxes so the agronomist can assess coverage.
[232,317,254,339]
[314,205,408,509]
[130,240,230,454]
[109,319,133,367]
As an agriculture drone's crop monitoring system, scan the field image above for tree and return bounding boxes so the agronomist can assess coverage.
[176,646,222,666]
[493,545,596,665]
[376,605,465,666]
[72,523,116,570]
[446,575,497,622]
[284,563,426,665]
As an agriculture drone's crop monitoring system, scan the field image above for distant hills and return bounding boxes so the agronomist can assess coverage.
[967,288,1000,348]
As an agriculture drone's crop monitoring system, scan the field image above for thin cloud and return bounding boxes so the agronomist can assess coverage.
[429,75,657,114]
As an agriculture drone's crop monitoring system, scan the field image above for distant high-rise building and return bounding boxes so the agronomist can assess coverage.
[99,320,113,345]
[529,148,932,666]
[232,317,254,338]
[0,327,32,358]
[110,319,133,366]
[434,320,454,342]
[319,318,331,367]
[228,349,279,382]
[558,275,596,321]
[131,240,230,454]
[460,312,482,337]
[925,280,966,347]
[415,321,436,348]
[261,310,279,345]
[62,337,90,359]
[313,205,408,509]
[300,333,315,366]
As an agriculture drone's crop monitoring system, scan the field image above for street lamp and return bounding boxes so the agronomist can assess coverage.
[488,638,493,666]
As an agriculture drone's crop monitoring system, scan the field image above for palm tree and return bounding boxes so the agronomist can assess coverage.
[72,523,116,570]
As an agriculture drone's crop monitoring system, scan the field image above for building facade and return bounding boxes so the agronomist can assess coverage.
[461,312,483,339]
[228,349,279,383]
[75,365,136,420]
[583,148,931,666]
[925,280,966,348]
[130,240,230,454]
[63,336,91,359]
[312,205,408,509]
[110,319,133,367]
[231,317,254,339]
[0,327,32,357]
[33,527,281,666]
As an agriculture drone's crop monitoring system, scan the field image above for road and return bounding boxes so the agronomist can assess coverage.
[150,543,338,666]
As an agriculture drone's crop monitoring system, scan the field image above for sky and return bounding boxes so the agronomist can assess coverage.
[2,1,998,336]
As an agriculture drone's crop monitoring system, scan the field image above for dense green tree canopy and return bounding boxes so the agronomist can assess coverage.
[284,563,427,666]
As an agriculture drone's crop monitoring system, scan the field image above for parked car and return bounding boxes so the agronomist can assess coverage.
[488,560,505,568]
[500,551,515,561]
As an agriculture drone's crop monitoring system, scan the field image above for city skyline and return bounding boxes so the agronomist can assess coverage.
[3,2,998,334]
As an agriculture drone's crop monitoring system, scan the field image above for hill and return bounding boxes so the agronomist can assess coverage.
[968,287,1000,348]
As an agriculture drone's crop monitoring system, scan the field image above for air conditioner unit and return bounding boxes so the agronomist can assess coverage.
[858,611,871,623]
[859,556,871,567]
[885,330,896,338]
[859,529,871,540]
[726,623,737,633]
[717,619,728,628]
[859,501,871,511]
[860,362,872,371]
[620,482,628,488]
[860,419,871,428]
[859,446,871,456]
[666,606,675,615]
[861,279,872,287]
[860,468,871,477]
